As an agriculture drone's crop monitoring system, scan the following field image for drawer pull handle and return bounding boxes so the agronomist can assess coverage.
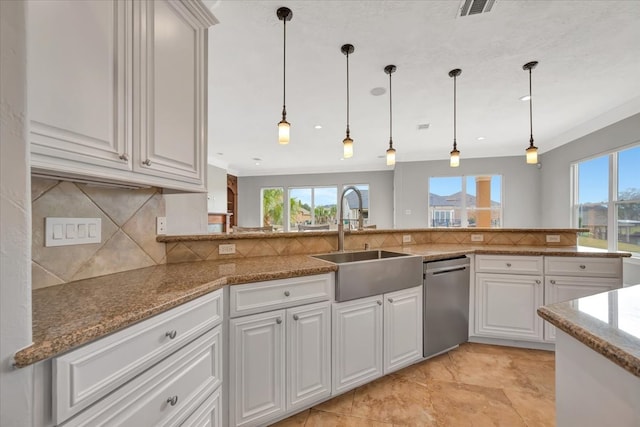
[579,264,586,270]
[166,396,178,406]
[535,280,541,284]
[165,330,177,339]
[506,263,512,267]
[377,300,382,306]
[142,159,152,166]
[550,280,556,284]
[118,153,129,161]
[284,290,290,297]
[388,298,394,303]
[293,314,299,321]
[276,317,282,324]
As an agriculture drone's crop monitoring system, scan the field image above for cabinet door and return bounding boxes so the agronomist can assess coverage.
[28,0,132,173]
[134,0,206,185]
[181,387,222,427]
[475,273,544,341]
[544,276,620,342]
[332,296,383,395]
[383,286,423,374]
[286,302,331,412]
[230,311,285,427]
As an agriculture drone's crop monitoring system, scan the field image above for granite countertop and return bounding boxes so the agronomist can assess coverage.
[15,244,630,368]
[13,255,337,368]
[538,285,640,378]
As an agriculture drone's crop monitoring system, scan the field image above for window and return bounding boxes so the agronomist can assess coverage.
[573,145,640,255]
[289,186,338,231]
[428,175,502,227]
[261,187,284,231]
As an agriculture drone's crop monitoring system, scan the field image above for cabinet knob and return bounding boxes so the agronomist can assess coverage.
[284,290,290,297]
[166,396,178,406]
[142,159,152,166]
[377,300,382,306]
[506,263,512,267]
[293,314,299,321]
[118,153,129,161]
[388,298,394,303]
[550,280,556,284]
[165,330,177,339]
[579,264,586,270]
[535,280,541,284]
[276,317,282,324]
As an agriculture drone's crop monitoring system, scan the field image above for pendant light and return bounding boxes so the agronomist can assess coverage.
[523,60,539,164]
[277,7,293,145]
[449,68,462,167]
[384,65,397,166]
[341,44,355,158]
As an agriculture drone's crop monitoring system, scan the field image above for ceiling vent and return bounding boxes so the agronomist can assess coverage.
[459,0,496,17]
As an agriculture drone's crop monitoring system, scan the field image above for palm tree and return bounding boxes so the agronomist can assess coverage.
[262,188,283,227]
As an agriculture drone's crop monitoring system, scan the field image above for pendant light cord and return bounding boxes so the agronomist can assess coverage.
[528,67,533,145]
[453,74,457,150]
[346,51,350,137]
[282,18,287,118]
[389,71,393,147]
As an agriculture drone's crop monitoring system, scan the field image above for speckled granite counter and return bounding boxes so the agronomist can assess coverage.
[13,255,337,368]
[538,285,640,377]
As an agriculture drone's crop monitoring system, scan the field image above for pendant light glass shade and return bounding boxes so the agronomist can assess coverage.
[523,61,539,164]
[448,68,462,168]
[341,44,355,158]
[277,7,293,145]
[384,65,397,166]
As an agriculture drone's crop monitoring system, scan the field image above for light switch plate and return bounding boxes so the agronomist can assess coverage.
[45,218,101,247]
[402,234,412,243]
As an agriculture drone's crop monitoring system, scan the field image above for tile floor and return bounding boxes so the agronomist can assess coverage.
[270,342,555,427]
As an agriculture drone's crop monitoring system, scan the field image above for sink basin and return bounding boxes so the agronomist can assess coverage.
[312,250,423,302]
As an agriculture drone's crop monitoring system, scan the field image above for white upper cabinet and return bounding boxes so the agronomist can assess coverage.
[28,0,216,191]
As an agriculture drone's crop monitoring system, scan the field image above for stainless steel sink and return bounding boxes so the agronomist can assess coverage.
[312,250,423,302]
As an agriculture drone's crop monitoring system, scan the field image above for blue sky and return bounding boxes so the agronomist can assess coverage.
[578,145,640,203]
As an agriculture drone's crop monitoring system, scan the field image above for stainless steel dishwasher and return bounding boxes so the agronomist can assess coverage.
[423,256,470,358]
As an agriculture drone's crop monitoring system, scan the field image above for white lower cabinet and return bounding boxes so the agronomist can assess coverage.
[332,286,423,395]
[475,273,544,341]
[181,387,222,427]
[229,301,331,427]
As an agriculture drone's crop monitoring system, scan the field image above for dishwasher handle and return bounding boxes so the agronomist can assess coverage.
[428,266,468,276]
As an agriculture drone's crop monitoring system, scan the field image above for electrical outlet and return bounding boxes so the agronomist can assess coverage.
[546,234,561,243]
[402,234,412,243]
[219,244,236,255]
[156,217,167,235]
[471,234,484,242]
[45,218,101,247]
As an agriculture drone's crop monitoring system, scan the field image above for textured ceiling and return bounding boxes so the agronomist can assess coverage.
[205,0,640,176]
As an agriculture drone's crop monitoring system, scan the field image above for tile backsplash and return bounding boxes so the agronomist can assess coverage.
[31,177,166,289]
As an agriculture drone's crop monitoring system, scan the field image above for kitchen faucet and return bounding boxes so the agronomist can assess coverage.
[337,186,363,252]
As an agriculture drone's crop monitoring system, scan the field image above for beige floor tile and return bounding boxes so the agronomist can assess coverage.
[510,358,556,395]
[455,342,556,362]
[312,390,355,415]
[305,410,393,427]
[269,409,310,426]
[427,379,526,427]
[503,388,556,427]
[392,353,457,386]
[350,375,438,426]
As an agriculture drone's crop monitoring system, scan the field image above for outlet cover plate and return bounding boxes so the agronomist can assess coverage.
[402,235,412,243]
[471,234,484,242]
[219,244,236,255]
[156,217,167,235]
[546,234,561,243]
[45,217,101,247]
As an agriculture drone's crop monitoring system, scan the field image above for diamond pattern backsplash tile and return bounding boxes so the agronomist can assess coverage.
[31,177,166,289]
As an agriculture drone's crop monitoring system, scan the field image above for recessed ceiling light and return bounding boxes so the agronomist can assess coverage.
[519,95,531,101]
[477,136,486,141]
[314,125,322,129]
[370,87,386,96]
[255,162,260,166]
[340,158,344,161]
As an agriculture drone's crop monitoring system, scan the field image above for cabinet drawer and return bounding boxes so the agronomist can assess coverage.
[475,255,543,275]
[62,325,222,427]
[54,289,222,424]
[229,273,333,318]
[181,387,222,427]
[544,257,622,278]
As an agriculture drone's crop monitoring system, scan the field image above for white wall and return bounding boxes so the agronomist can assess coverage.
[206,164,227,213]
[238,171,394,228]
[394,156,542,228]
[0,1,34,424]
[540,113,640,228]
